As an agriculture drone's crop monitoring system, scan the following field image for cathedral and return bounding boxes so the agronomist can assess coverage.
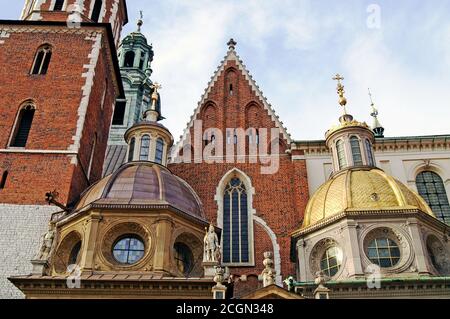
[0,0,449,299]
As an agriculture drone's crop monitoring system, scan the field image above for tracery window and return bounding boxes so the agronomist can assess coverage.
[31,45,52,75]
[416,171,450,224]
[222,178,249,264]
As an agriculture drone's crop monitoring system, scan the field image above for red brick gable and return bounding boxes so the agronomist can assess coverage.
[169,46,309,283]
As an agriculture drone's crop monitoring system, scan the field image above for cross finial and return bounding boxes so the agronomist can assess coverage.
[332,73,344,84]
[151,82,162,93]
[332,73,347,110]
[227,38,237,51]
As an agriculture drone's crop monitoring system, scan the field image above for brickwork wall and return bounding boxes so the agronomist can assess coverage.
[169,60,310,281]
[0,26,117,205]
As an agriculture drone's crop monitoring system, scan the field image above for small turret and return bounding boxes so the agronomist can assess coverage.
[124,82,173,166]
[326,75,376,174]
[368,88,385,138]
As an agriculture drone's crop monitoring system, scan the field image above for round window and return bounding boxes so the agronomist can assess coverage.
[367,238,400,268]
[427,236,449,275]
[320,246,343,277]
[68,241,82,266]
[112,235,145,265]
[174,242,194,276]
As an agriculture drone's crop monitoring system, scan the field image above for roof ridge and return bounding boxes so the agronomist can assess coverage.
[170,47,292,160]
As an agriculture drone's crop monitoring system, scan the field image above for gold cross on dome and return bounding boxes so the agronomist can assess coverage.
[151,82,162,93]
[332,73,344,84]
[332,73,347,108]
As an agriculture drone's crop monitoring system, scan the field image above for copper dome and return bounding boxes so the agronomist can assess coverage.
[75,162,205,221]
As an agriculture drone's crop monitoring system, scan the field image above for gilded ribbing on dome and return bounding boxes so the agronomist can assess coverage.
[301,168,435,229]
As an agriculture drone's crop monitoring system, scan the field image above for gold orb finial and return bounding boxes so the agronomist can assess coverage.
[332,73,348,113]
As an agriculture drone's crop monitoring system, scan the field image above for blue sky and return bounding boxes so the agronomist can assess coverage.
[2,0,450,140]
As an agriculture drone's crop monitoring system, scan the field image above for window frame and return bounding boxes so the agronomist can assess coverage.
[336,139,347,170]
[9,102,36,148]
[53,0,65,11]
[350,136,363,166]
[155,138,164,164]
[222,178,250,265]
[416,171,450,224]
[139,135,151,161]
[30,45,52,75]
[128,137,136,162]
[112,235,145,265]
[365,138,375,166]
[90,0,103,23]
[124,51,135,68]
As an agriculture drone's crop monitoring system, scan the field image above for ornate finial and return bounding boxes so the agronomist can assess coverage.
[150,82,161,110]
[227,38,237,51]
[368,88,384,138]
[332,74,348,113]
[137,10,143,32]
[368,88,377,115]
[261,252,276,287]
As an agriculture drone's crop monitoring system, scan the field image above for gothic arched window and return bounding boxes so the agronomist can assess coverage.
[124,51,135,67]
[365,139,375,166]
[416,171,450,224]
[350,137,363,166]
[139,135,150,161]
[222,178,249,264]
[10,103,35,147]
[336,140,347,170]
[53,0,65,11]
[128,137,135,162]
[91,0,103,22]
[31,45,52,75]
[155,138,164,164]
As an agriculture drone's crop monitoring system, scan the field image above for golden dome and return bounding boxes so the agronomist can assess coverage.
[302,168,434,229]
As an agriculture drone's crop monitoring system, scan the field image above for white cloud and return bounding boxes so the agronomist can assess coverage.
[125,0,450,141]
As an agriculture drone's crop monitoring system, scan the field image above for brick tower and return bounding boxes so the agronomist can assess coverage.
[169,39,309,296]
[0,0,128,298]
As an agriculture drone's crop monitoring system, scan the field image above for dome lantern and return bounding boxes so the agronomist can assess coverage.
[124,82,173,166]
[326,75,376,174]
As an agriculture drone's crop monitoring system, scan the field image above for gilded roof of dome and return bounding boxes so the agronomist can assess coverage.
[75,162,205,222]
[301,167,434,229]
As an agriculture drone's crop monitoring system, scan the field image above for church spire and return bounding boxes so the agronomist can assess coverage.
[368,88,385,138]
